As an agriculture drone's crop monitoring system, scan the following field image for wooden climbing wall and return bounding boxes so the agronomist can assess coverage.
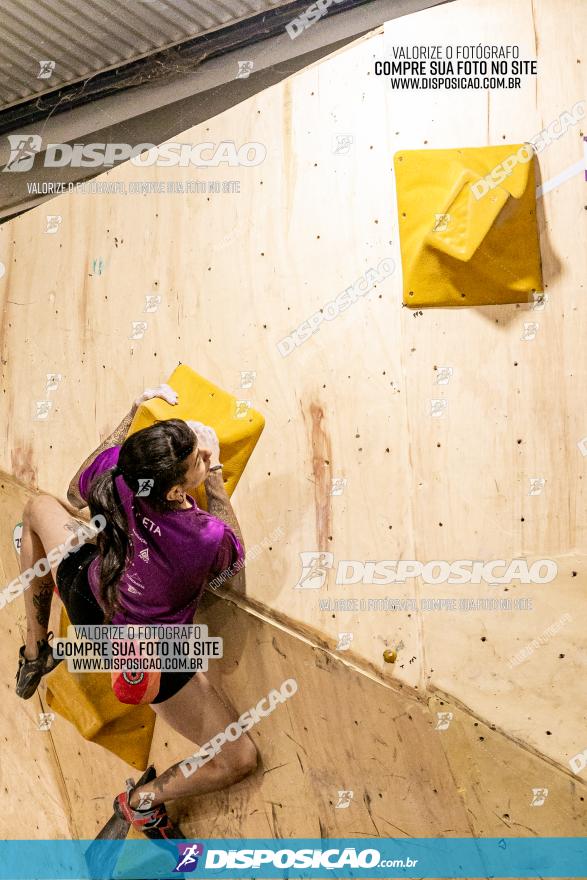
[0,0,586,799]
[1,470,586,840]
[0,473,144,838]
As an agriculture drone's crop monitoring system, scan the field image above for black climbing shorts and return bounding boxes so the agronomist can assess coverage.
[56,543,104,626]
[55,543,196,703]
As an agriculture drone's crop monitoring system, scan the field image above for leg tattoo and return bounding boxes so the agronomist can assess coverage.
[32,575,54,630]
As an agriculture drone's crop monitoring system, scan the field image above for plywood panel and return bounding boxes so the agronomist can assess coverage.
[152,593,473,839]
[422,554,587,769]
[0,473,151,839]
[388,0,586,559]
[1,472,585,841]
[0,474,73,838]
[148,595,587,839]
[0,0,585,782]
[429,695,587,837]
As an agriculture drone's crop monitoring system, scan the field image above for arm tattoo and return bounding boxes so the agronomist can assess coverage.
[67,409,136,509]
[205,472,246,594]
[33,575,55,628]
[205,473,244,547]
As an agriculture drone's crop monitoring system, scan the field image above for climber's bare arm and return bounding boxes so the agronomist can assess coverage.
[205,471,246,595]
[66,384,179,510]
[66,408,137,510]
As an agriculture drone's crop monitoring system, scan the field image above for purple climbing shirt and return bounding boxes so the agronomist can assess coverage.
[78,445,244,626]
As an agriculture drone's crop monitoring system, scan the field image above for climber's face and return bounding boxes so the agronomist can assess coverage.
[184,445,212,489]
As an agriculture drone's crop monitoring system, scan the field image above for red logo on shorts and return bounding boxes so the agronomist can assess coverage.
[122,670,145,686]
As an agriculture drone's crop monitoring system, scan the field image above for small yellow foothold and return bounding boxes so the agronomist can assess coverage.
[383,649,397,664]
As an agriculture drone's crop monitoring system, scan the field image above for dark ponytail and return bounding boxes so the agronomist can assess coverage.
[87,469,128,622]
[87,419,196,622]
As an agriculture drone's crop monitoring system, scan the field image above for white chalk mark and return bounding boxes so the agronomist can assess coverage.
[536,158,585,198]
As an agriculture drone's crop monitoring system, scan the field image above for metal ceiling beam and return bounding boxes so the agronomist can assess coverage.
[0,0,375,134]
[0,0,453,220]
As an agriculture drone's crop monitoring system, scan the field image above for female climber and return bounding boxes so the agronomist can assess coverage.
[14,383,257,838]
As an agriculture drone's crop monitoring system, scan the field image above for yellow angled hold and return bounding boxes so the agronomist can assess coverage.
[394,144,543,307]
[128,364,265,509]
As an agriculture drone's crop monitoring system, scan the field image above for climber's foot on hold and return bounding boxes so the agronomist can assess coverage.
[15,632,62,699]
[114,783,181,840]
[92,765,158,841]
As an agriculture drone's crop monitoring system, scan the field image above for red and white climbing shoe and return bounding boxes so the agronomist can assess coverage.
[113,778,183,840]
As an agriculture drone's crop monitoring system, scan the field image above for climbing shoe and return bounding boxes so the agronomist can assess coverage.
[15,631,62,699]
[113,776,183,840]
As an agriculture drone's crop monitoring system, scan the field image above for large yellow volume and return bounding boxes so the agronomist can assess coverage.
[394,144,543,307]
[46,609,156,770]
[128,364,265,509]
